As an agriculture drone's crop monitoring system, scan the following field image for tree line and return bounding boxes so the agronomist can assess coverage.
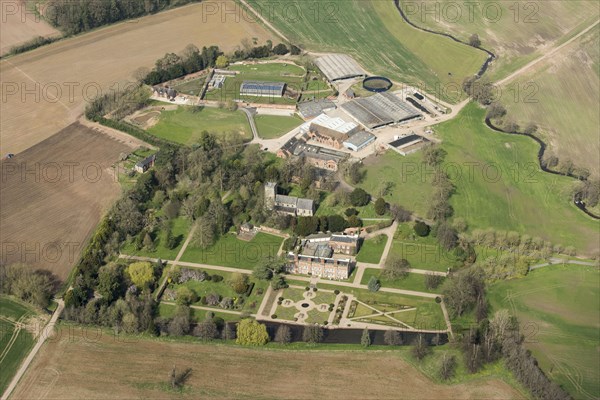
[45,0,199,35]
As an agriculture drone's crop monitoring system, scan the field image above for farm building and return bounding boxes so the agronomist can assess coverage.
[314,54,367,82]
[279,138,347,171]
[300,113,359,149]
[134,154,156,173]
[303,233,360,255]
[298,99,336,119]
[240,81,286,97]
[388,133,430,155]
[343,130,376,152]
[341,92,423,130]
[285,252,352,280]
[265,182,314,216]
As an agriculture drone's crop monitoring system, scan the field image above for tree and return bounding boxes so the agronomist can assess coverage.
[271,274,288,290]
[193,319,218,340]
[143,232,154,249]
[423,145,447,167]
[367,276,380,292]
[442,267,485,318]
[97,263,123,304]
[327,215,347,232]
[469,33,481,47]
[425,273,443,290]
[361,328,371,347]
[412,334,430,360]
[272,43,289,55]
[383,257,410,280]
[193,217,216,249]
[390,204,412,222]
[439,353,457,380]
[302,325,323,343]
[436,223,458,250]
[486,102,506,120]
[236,319,269,345]
[384,329,403,346]
[175,286,197,306]
[523,122,538,135]
[344,208,357,217]
[290,44,302,55]
[229,273,248,294]
[504,119,520,133]
[350,188,370,206]
[347,162,364,184]
[221,322,236,340]
[413,221,430,237]
[168,306,191,336]
[374,197,387,215]
[274,324,291,344]
[215,55,229,68]
[127,262,155,289]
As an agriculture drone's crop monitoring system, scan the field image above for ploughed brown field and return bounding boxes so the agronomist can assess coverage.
[0,1,273,155]
[11,326,524,400]
[0,0,61,56]
[0,122,134,280]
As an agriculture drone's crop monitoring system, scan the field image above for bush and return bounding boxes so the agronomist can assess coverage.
[344,208,358,217]
[334,289,340,295]
[350,188,370,207]
[312,287,317,292]
[212,274,223,282]
[271,314,277,319]
[374,198,387,215]
[414,221,430,237]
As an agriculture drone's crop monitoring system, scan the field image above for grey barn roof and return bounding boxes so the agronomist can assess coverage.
[314,54,366,82]
[343,130,376,148]
[298,99,336,119]
[341,92,422,129]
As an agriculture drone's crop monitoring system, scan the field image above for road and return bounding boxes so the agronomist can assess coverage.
[1,300,64,400]
[240,107,259,140]
[528,257,598,272]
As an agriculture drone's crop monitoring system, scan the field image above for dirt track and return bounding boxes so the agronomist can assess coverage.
[0,122,132,280]
[11,326,525,400]
[0,1,272,155]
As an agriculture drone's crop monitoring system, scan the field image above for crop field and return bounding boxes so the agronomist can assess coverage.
[501,26,600,177]
[436,102,600,255]
[254,114,303,139]
[399,0,600,81]
[10,325,524,400]
[0,123,133,280]
[488,264,600,399]
[147,106,252,144]
[204,62,304,104]
[358,150,434,217]
[248,0,486,103]
[180,232,283,269]
[0,297,36,393]
[0,0,61,56]
[0,1,273,155]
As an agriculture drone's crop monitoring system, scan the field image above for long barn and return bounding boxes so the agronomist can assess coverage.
[240,81,286,97]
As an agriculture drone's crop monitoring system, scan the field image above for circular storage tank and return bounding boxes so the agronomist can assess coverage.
[362,76,393,93]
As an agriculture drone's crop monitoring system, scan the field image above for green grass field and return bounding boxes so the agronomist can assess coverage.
[248,0,486,103]
[181,232,283,269]
[387,223,458,273]
[148,106,252,145]
[358,150,435,217]
[356,235,387,264]
[254,114,303,139]
[0,297,36,393]
[501,26,599,177]
[361,269,444,294]
[205,62,304,104]
[488,264,600,399]
[399,0,600,82]
[436,102,599,254]
[318,283,446,330]
[121,216,191,260]
[172,76,206,96]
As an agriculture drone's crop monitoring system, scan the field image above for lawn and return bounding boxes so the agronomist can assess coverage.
[181,232,283,270]
[158,302,240,323]
[386,223,458,273]
[361,269,444,295]
[488,264,600,399]
[204,62,304,105]
[254,114,303,139]
[436,102,600,254]
[356,235,387,264]
[315,196,387,219]
[248,0,487,103]
[121,216,191,260]
[0,297,36,393]
[318,283,446,330]
[147,106,252,145]
[358,150,435,217]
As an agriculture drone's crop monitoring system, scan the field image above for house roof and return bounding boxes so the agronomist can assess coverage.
[343,130,376,148]
[330,234,359,244]
[135,154,156,168]
[275,194,298,205]
[296,198,314,211]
